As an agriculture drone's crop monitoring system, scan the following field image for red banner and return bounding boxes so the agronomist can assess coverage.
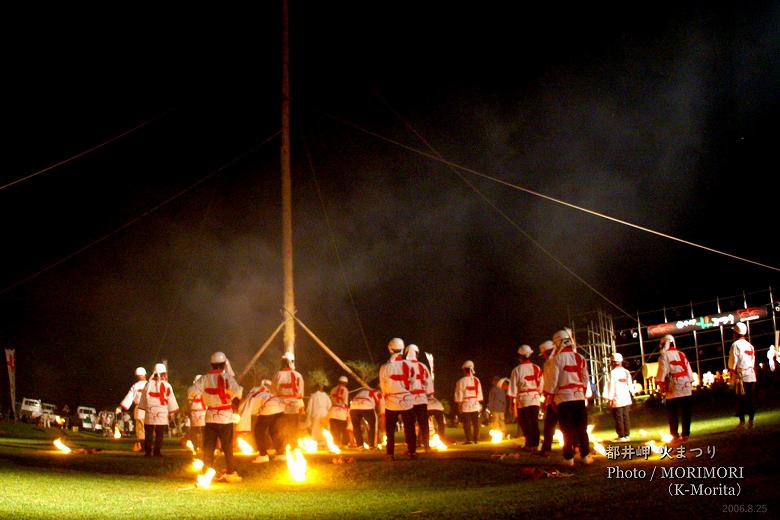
[647,306,768,338]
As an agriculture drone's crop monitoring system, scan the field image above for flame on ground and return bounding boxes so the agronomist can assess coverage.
[586,424,595,434]
[113,426,121,439]
[232,413,241,424]
[192,459,204,470]
[430,433,448,451]
[379,435,387,449]
[197,468,216,488]
[660,433,674,444]
[644,440,664,455]
[297,437,318,454]
[322,429,341,454]
[639,429,648,437]
[237,437,255,455]
[53,438,72,454]
[489,429,504,443]
[592,441,607,456]
[363,442,369,449]
[186,440,196,454]
[553,429,564,445]
[286,445,307,482]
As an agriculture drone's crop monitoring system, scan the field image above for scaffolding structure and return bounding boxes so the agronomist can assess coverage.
[570,309,616,408]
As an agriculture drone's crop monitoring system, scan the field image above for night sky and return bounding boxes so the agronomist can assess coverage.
[1,2,778,411]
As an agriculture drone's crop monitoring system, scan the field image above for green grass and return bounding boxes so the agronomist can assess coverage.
[2,400,780,519]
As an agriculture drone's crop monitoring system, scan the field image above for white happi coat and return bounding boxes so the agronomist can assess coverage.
[236,385,267,433]
[603,366,634,408]
[408,359,434,406]
[194,369,243,424]
[187,384,206,427]
[427,395,444,412]
[305,390,331,442]
[328,384,350,421]
[350,388,382,412]
[380,354,415,411]
[508,359,543,408]
[545,347,590,405]
[729,337,757,383]
[454,374,483,413]
[139,379,179,426]
[120,379,147,421]
[272,368,305,414]
[655,347,694,399]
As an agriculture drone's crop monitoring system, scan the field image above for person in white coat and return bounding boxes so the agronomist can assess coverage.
[187,375,206,453]
[251,384,285,463]
[508,344,543,451]
[729,322,757,430]
[379,337,417,460]
[306,384,332,446]
[544,329,592,466]
[328,376,350,447]
[272,351,304,451]
[406,344,433,450]
[655,334,694,446]
[350,384,382,448]
[138,363,179,457]
[454,360,483,444]
[118,366,147,452]
[603,353,634,441]
[193,351,243,482]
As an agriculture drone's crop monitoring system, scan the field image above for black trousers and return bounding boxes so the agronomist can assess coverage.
[277,413,299,450]
[411,404,429,449]
[557,400,590,460]
[329,418,348,446]
[350,409,377,447]
[460,411,480,443]
[254,413,282,456]
[143,424,166,456]
[736,382,756,423]
[190,425,204,452]
[204,422,235,473]
[385,408,416,456]
[540,404,559,452]
[666,395,692,438]
[612,406,630,438]
[517,406,540,448]
[428,410,446,440]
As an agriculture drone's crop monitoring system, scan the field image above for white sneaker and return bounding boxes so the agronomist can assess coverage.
[252,455,270,463]
[561,458,575,467]
[619,436,630,442]
[581,455,594,465]
[223,471,243,483]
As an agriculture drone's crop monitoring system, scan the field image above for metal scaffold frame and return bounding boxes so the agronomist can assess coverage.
[571,309,616,408]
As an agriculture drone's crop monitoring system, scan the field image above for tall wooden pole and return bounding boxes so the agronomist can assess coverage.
[281,0,296,355]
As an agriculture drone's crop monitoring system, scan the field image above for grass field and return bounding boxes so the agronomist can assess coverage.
[2,396,780,519]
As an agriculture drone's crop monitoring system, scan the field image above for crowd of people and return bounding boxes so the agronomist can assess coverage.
[115,322,759,481]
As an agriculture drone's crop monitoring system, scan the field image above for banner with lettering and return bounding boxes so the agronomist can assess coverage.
[5,349,16,420]
[647,306,768,338]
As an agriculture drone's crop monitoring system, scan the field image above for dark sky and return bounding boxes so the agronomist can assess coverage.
[1,2,778,410]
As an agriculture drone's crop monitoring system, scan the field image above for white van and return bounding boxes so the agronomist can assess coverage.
[77,406,98,431]
[19,398,42,421]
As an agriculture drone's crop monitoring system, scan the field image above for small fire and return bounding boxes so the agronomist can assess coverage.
[553,429,564,445]
[592,441,607,456]
[192,459,204,470]
[197,468,216,488]
[322,429,341,454]
[430,433,448,451]
[297,437,318,454]
[363,442,369,450]
[286,445,307,482]
[660,433,674,444]
[232,413,241,424]
[237,437,255,455]
[379,435,387,449]
[586,424,595,434]
[113,426,121,439]
[489,429,504,443]
[639,429,648,437]
[645,440,664,455]
[186,440,196,454]
[53,438,72,454]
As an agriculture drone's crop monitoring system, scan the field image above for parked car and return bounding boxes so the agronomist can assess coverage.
[77,406,98,431]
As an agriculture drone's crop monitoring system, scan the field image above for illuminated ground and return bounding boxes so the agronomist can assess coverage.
[2,399,780,519]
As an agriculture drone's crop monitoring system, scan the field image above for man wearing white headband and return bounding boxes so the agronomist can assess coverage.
[379,337,417,460]
[454,360,483,444]
[194,352,243,482]
[729,322,757,430]
[603,352,634,442]
[138,363,179,458]
[118,366,148,452]
[508,344,543,452]
[655,334,694,446]
[272,351,304,452]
